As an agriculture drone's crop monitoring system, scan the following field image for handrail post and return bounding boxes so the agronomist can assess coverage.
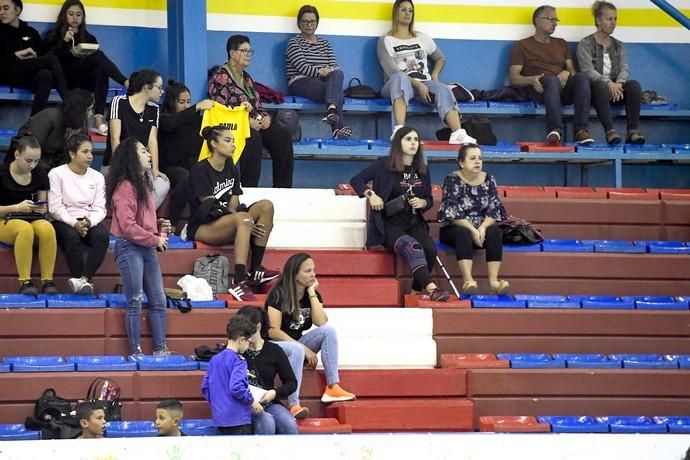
[649,0,690,30]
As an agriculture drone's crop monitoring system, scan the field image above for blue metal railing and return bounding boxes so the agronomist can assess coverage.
[650,0,690,30]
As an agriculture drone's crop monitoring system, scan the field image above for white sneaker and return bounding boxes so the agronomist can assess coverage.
[389,125,403,141]
[448,128,477,145]
[68,277,94,294]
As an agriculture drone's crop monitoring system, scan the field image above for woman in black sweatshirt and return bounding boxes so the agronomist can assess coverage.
[158,80,214,233]
[0,0,68,114]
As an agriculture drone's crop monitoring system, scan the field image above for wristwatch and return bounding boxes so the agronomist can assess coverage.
[365,190,374,198]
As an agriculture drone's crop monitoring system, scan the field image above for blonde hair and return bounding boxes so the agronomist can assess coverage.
[592,1,616,26]
[391,0,416,37]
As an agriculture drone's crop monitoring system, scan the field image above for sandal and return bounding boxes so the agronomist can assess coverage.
[462,280,478,295]
[332,126,352,139]
[489,280,510,295]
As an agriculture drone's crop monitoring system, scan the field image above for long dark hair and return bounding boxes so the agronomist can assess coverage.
[236,306,269,339]
[161,80,190,114]
[50,0,88,43]
[201,125,229,155]
[105,138,151,206]
[65,132,91,162]
[62,88,93,130]
[387,125,427,174]
[267,252,312,322]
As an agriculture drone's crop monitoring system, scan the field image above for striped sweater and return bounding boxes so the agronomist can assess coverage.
[285,34,339,85]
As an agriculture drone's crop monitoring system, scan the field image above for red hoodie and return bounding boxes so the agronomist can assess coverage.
[110,180,159,248]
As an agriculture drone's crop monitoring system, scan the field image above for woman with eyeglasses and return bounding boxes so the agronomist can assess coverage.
[43,0,129,136]
[0,134,58,295]
[286,5,351,139]
[208,35,294,188]
[577,1,645,145]
[377,0,475,145]
[102,69,170,209]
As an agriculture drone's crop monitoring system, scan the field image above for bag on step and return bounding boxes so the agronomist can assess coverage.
[24,388,80,439]
[344,78,380,99]
[498,215,544,245]
[193,254,230,295]
[85,377,123,421]
[194,343,227,362]
[274,109,302,142]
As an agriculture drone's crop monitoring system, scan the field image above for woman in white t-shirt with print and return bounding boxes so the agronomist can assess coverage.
[377,0,475,145]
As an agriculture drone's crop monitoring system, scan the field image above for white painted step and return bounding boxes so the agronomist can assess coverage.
[241,188,366,222]
[324,308,433,337]
[266,222,366,249]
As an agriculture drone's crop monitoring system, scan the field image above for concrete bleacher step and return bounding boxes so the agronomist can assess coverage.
[325,398,474,432]
[297,418,352,434]
[479,416,550,433]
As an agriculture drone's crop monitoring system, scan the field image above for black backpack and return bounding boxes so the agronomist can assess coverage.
[274,109,302,142]
[25,388,81,439]
[194,343,227,362]
[34,388,72,422]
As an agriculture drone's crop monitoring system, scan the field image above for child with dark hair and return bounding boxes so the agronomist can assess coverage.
[201,314,264,435]
[155,399,185,437]
[75,401,106,439]
[43,0,129,135]
[103,68,169,209]
[107,137,171,356]
[158,80,214,233]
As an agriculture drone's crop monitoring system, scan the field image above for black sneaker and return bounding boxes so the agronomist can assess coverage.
[18,280,38,296]
[321,108,339,127]
[248,266,280,285]
[41,281,58,295]
[574,128,595,145]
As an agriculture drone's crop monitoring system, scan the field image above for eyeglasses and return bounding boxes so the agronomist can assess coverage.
[538,16,559,23]
[152,84,164,92]
[399,7,414,14]
[300,19,317,26]
[234,48,255,56]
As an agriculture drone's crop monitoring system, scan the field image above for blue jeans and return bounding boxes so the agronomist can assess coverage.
[113,238,168,354]
[274,324,340,407]
[252,403,299,434]
[288,69,345,129]
[528,73,591,133]
[381,72,458,127]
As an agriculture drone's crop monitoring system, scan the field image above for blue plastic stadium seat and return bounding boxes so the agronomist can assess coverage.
[537,416,609,433]
[471,295,526,309]
[67,355,138,371]
[542,239,594,252]
[597,416,667,433]
[624,143,674,154]
[0,424,41,440]
[47,298,107,308]
[653,416,690,433]
[635,296,689,311]
[503,243,542,252]
[515,295,580,309]
[105,421,157,438]
[570,295,636,310]
[0,294,46,309]
[585,240,647,254]
[672,144,690,154]
[647,241,690,254]
[608,354,679,369]
[99,293,149,308]
[576,143,624,152]
[292,96,317,104]
[488,101,535,109]
[496,353,565,368]
[0,364,9,373]
[180,419,218,436]
[190,300,226,309]
[672,355,690,369]
[167,235,194,249]
[480,142,522,153]
[552,353,621,369]
[129,355,199,371]
[198,361,209,371]
[4,356,75,372]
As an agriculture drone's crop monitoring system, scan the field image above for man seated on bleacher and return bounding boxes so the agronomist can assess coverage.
[508,5,594,146]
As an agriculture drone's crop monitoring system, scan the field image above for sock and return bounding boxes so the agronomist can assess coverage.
[234,264,247,284]
[250,244,266,272]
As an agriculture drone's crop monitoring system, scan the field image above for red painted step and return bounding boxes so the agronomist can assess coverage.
[479,415,550,432]
[439,353,509,369]
[297,418,352,434]
[403,294,470,309]
[325,398,474,432]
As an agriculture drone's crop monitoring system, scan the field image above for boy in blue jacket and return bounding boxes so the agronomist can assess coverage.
[201,314,264,434]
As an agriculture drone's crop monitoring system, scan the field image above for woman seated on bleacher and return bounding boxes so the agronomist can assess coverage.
[102,69,169,209]
[48,133,108,295]
[438,144,509,295]
[577,1,645,145]
[187,125,278,302]
[0,134,58,295]
[0,0,68,115]
[107,138,170,356]
[286,4,351,139]
[208,34,294,188]
[351,125,449,302]
[159,80,214,234]
[236,306,299,434]
[266,252,356,419]
[43,0,129,136]
[377,0,474,145]
[14,88,93,170]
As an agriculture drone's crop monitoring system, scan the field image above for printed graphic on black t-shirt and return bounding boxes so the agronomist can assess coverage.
[393,43,427,80]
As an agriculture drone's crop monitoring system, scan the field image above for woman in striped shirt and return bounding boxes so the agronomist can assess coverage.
[285,5,351,139]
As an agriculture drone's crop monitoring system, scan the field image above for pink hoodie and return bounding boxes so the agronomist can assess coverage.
[110,180,159,248]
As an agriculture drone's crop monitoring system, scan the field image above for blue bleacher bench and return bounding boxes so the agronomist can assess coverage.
[495,353,566,369]
[0,424,41,441]
[597,416,668,434]
[128,355,199,371]
[537,416,609,433]
[552,353,622,369]
[67,355,138,372]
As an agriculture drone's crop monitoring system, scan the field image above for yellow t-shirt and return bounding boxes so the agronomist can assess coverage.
[198,104,251,164]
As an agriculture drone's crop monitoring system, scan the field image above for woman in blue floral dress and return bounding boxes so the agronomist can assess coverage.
[438,144,508,295]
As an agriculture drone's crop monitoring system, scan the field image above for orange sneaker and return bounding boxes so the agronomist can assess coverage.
[321,384,356,403]
[289,405,310,419]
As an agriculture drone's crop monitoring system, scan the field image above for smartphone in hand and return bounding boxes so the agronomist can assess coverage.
[33,200,47,206]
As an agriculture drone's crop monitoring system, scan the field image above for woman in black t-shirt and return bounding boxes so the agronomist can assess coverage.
[0,134,58,295]
[265,252,356,419]
[188,125,278,302]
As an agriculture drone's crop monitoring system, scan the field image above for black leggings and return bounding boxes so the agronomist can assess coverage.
[161,166,190,230]
[591,79,642,132]
[439,224,503,262]
[52,220,109,279]
[384,220,437,291]
[241,123,294,188]
[0,55,69,115]
[217,424,252,435]
[61,51,128,115]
